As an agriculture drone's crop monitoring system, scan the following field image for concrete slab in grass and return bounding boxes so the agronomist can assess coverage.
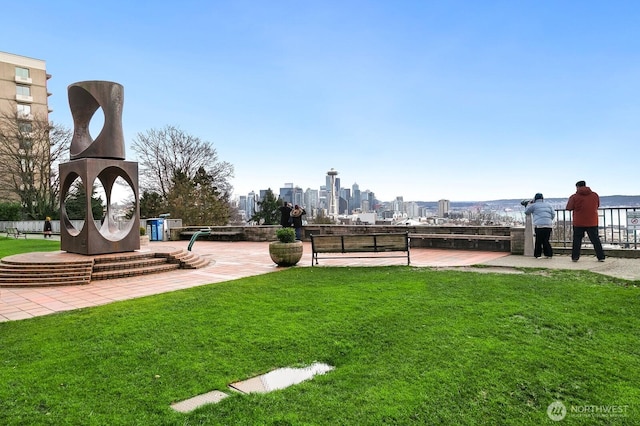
[171,362,335,412]
[171,390,229,413]
[230,362,335,393]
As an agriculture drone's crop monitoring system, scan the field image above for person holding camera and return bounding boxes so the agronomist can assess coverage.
[290,204,306,240]
[524,193,555,258]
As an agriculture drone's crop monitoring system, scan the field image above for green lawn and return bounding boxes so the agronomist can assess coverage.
[0,248,639,424]
[0,237,60,258]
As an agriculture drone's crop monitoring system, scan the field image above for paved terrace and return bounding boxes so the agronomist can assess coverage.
[1,240,639,322]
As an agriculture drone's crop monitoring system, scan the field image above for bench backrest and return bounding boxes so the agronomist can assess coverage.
[311,233,408,253]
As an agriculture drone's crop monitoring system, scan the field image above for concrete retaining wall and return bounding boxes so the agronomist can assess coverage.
[173,224,518,253]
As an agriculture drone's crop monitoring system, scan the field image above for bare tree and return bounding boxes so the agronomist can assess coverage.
[0,111,71,219]
[131,125,234,199]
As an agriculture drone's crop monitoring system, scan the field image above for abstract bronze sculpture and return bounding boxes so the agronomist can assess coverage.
[60,81,140,255]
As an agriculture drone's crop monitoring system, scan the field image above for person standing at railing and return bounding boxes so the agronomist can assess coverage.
[566,180,605,262]
[525,193,555,258]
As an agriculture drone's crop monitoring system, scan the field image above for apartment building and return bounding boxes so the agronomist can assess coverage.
[0,52,50,120]
[0,51,51,201]
[438,199,450,218]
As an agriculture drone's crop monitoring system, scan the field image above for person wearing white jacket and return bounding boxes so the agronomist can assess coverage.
[525,193,556,258]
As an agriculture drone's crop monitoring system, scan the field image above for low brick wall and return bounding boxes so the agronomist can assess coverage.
[173,225,520,253]
[170,226,276,242]
[170,225,640,259]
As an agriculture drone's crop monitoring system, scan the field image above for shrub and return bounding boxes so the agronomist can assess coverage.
[0,202,22,221]
[276,227,295,243]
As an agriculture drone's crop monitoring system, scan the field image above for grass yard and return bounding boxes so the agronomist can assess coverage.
[0,261,639,424]
[0,237,60,258]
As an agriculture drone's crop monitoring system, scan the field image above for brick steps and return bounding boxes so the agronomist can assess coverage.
[159,249,212,269]
[91,249,210,280]
[0,248,211,287]
[91,262,181,280]
[0,260,93,287]
[92,256,168,272]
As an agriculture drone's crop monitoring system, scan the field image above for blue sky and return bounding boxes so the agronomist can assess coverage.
[3,0,639,201]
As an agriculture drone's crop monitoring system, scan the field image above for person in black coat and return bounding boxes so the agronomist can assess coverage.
[43,217,53,238]
[279,202,292,227]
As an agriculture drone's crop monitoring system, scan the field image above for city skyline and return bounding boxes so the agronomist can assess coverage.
[242,175,640,208]
[2,1,639,201]
[237,172,636,205]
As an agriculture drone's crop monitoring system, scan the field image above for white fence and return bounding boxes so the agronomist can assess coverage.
[0,220,92,234]
[0,219,159,235]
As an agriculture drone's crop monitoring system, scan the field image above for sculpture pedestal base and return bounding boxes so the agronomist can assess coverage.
[59,158,140,255]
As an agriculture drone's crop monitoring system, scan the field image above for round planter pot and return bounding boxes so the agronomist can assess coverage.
[269,241,303,266]
[140,235,150,246]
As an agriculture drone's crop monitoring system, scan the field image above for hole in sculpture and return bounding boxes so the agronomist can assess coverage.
[112,176,136,237]
[92,179,107,223]
[94,169,136,241]
[113,175,135,209]
[62,174,87,235]
[88,106,105,141]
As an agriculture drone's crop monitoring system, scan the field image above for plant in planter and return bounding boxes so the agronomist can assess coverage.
[276,227,295,243]
[269,227,303,266]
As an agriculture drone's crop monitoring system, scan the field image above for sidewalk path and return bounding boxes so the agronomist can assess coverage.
[481,254,640,281]
[0,241,637,322]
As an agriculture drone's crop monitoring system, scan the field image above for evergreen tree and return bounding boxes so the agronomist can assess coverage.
[164,168,230,225]
[0,202,22,220]
[63,182,105,220]
[249,188,280,225]
[139,190,166,219]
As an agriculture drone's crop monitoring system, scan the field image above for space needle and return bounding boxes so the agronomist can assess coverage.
[327,168,339,218]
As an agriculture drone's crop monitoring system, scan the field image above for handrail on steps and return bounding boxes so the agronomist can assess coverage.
[187,228,211,251]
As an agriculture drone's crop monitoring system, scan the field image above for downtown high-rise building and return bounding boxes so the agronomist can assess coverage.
[246,191,257,218]
[438,199,450,217]
[303,188,319,215]
[352,182,361,210]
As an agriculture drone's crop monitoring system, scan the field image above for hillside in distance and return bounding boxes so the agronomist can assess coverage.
[415,195,640,210]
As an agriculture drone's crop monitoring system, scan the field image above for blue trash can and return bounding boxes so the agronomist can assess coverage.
[147,219,164,241]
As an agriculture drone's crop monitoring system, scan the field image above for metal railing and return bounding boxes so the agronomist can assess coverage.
[553,207,640,249]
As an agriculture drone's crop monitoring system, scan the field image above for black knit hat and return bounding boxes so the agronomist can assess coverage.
[534,193,543,200]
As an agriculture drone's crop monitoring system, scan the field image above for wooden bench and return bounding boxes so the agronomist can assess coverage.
[6,227,27,239]
[310,233,410,266]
